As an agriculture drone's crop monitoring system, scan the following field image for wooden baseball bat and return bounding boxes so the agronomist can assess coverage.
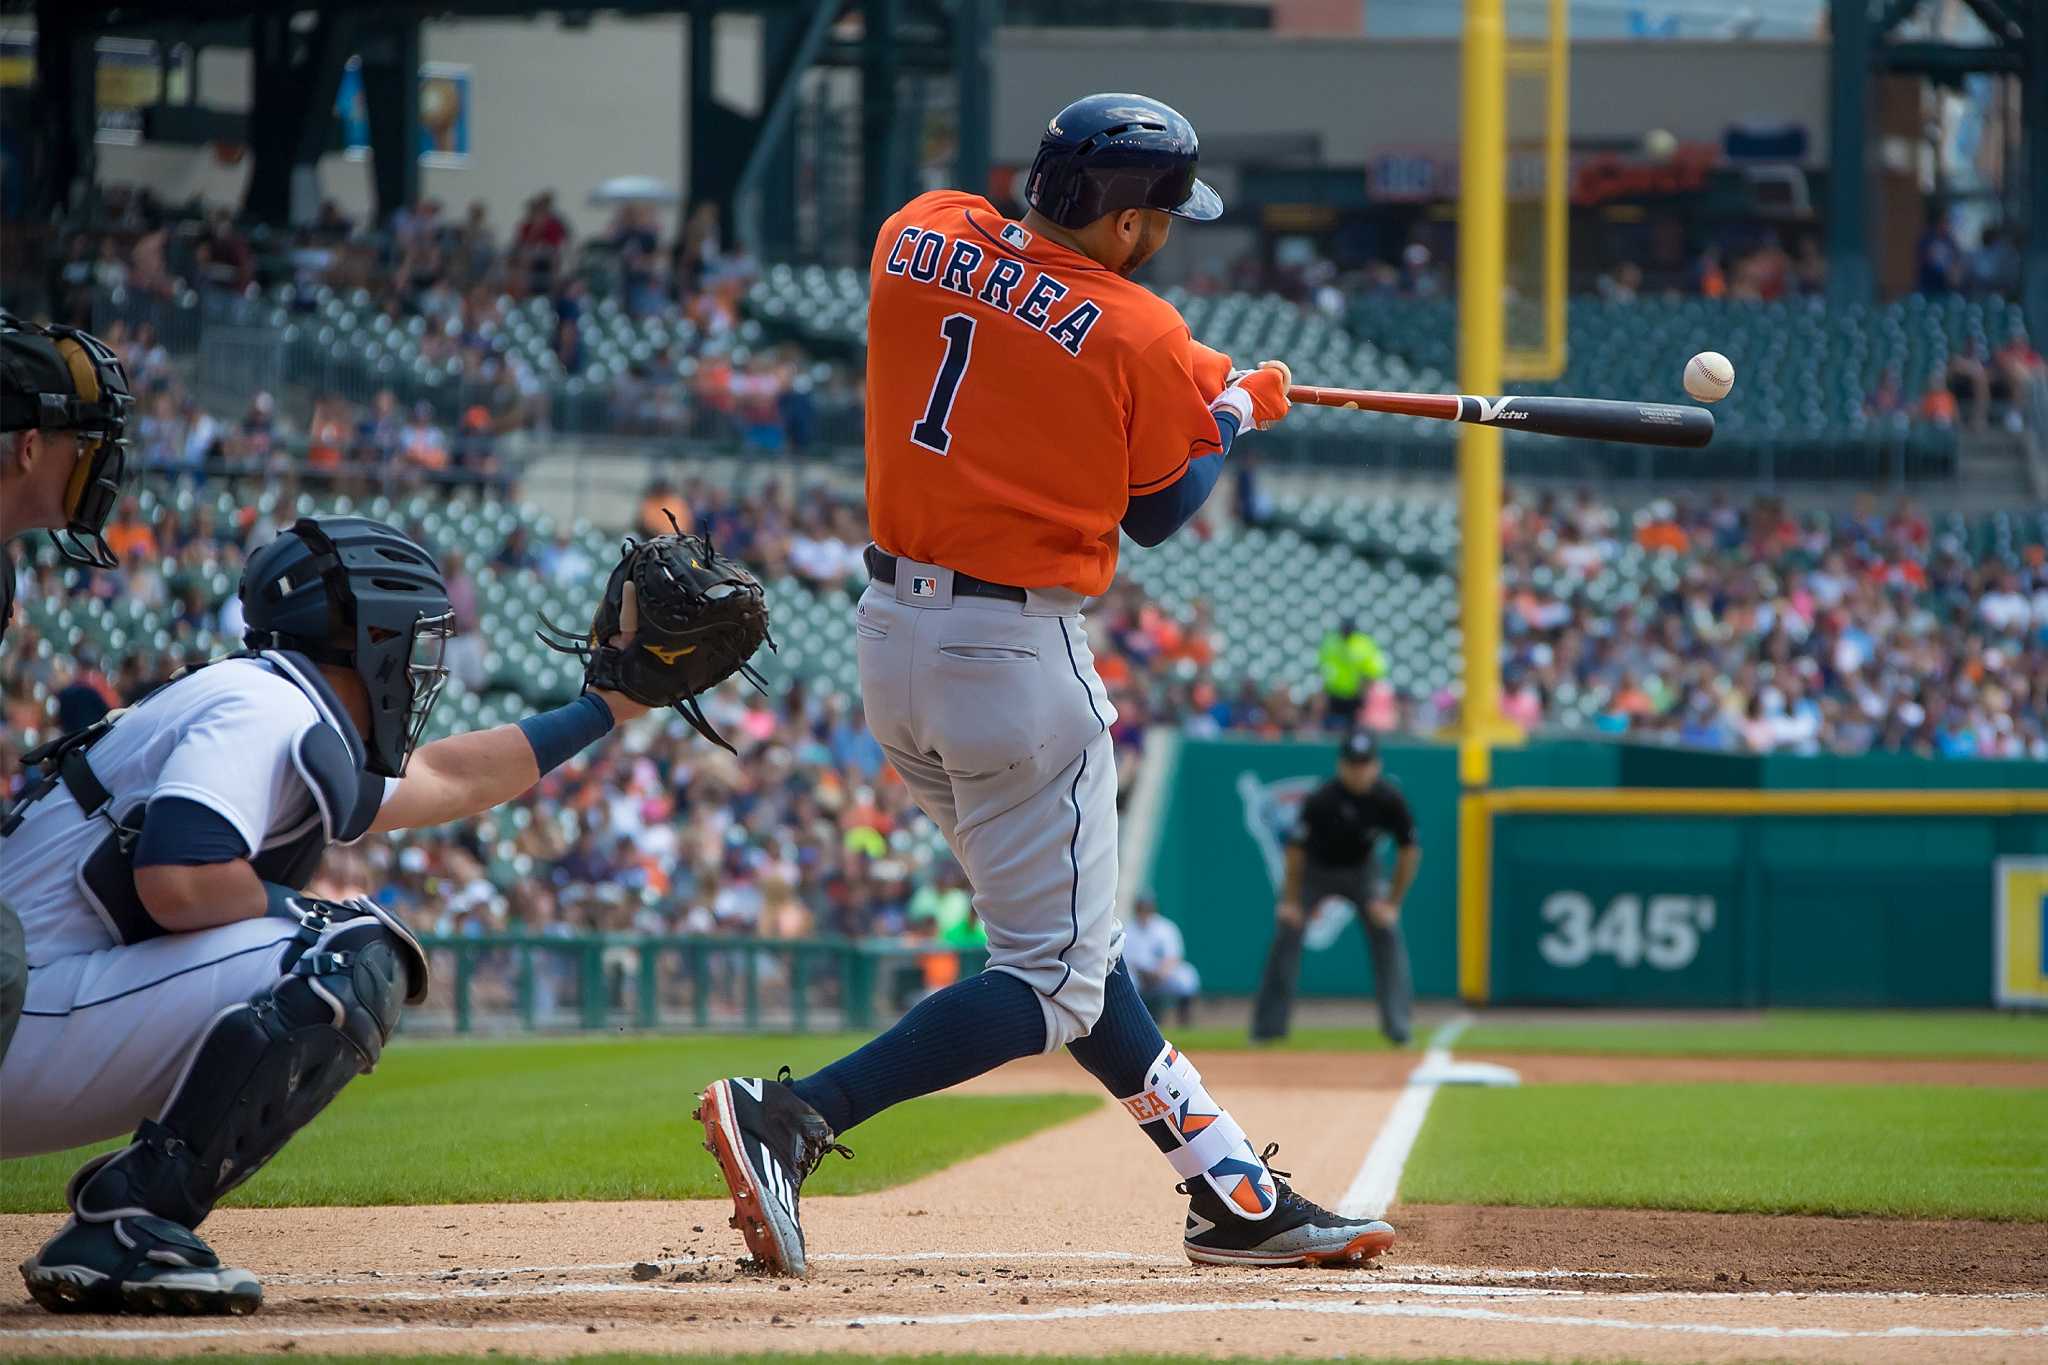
[1287,384,1715,449]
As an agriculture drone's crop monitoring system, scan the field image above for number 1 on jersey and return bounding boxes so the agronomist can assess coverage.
[910,313,976,455]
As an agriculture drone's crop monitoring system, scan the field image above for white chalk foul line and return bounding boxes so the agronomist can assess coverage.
[12,1291,2040,1346]
[268,1248,1186,1286]
[296,1275,2048,1309]
[825,1297,2048,1341]
[318,1275,1569,1305]
[1340,1012,1470,1218]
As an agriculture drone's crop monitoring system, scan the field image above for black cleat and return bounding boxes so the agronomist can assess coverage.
[1181,1143,1396,1267]
[21,1215,262,1315]
[695,1068,851,1276]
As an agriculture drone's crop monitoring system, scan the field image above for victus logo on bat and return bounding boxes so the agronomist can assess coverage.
[1469,396,1528,423]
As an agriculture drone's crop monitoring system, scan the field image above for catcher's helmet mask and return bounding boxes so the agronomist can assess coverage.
[1,311,134,569]
[240,516,454,778]
[1026,93,1222,230]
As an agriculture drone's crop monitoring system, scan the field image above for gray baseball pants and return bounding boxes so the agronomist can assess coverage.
[854,562,1121,1050]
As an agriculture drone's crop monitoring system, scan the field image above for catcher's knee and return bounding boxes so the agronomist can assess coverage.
[70,908,423,1230]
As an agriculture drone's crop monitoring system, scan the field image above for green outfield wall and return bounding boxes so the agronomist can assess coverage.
[1142,736,2048,1009]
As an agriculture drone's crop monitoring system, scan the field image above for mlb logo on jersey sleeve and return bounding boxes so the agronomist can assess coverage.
[911,575,938,598]
[1000,223,1032,250]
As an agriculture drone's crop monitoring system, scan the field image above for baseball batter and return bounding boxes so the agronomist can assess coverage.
[698,93,1396,1275]
[0,515,664,1317]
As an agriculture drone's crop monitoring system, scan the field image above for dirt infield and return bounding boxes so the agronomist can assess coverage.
[2,1053,2042,1363]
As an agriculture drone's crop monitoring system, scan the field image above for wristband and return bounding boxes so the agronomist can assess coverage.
[517,693,617,776]
[1209,386,1254,430]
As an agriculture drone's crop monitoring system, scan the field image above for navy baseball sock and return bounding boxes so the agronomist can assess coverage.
[789,968,1047,1135]
[1065,958,1166,1099]
[1069,959,1183,1157]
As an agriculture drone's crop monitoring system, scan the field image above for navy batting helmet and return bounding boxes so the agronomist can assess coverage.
[1025,93,1222,230]
[241,516,454,777]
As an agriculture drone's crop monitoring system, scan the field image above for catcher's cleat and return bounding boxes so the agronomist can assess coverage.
[21,1215,261,1316]
[1180,1143,1396,1268]
[695,1068,851,1277]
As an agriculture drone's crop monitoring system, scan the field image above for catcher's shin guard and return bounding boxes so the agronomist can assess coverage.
[24,908,421,1315]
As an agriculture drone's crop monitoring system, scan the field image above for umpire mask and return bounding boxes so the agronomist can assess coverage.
[0,313,133,569]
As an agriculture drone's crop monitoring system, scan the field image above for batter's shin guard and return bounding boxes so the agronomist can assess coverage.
[68,916,412,1231]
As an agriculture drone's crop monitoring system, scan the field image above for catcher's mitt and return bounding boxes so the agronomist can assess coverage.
[537,519,773,752]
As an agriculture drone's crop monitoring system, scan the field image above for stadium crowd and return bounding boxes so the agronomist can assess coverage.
[1496,490,2048,759]
[42,184,849,454]
[7,195,2046,974]
[7,455,2047,964]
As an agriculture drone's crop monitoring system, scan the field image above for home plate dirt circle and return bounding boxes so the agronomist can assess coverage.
[2,1055,2042,1362]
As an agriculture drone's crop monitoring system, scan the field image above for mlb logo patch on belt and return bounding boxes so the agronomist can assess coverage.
[911,575,938,598]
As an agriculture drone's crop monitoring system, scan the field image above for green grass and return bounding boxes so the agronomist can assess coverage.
[1458,1009,2048,1060]
[1403,1082,2048,1220]
[0,1035,1095,1213]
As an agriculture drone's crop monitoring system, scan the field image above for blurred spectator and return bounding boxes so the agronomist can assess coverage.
[1945,342,1992,431]
[538,528,593,586]
[197,208,254,291]
[1124,894,1199,1027]
[1318,618,1387,731]
[400,402,450,476]
[1694,245,1726,299]
[515,190,570,294]
[1918,377,1958,427]
[1916,213,1962,295]
[1967,225,2020,296]
[494,524,538,572]
[307,395,349,474]
[639,477,690,537]
[1233,449,1272,528]
[442,549,488,691]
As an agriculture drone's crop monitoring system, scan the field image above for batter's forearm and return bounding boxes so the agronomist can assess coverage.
[1122,442,1230,546]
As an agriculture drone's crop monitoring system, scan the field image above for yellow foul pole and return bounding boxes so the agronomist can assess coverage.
[1457,0,1513,777]
[1455,0,1514,1002]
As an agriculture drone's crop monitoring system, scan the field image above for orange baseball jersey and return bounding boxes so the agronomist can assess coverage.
[865,190,1230,597]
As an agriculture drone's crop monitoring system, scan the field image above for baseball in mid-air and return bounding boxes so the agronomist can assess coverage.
[1684,351,1735,403]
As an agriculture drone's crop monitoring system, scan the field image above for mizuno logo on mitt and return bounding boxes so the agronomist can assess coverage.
[643,642,698,664]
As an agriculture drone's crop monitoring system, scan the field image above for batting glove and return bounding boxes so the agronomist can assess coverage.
[1219,360,1292,430]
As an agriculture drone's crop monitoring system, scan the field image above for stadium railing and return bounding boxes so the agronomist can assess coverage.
[413,934,989,1036]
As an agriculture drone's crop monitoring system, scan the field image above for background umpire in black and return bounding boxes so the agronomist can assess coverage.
[0,311,133,1065]
[1251,730,1421,1046]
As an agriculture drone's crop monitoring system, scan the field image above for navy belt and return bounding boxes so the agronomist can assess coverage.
[865,545,1028,603]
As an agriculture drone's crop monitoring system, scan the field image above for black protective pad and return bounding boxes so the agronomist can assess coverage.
[292,722,380,843]
[70,918,410,1230]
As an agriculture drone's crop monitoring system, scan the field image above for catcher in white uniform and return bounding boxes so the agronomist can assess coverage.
[0,515,687,1317]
